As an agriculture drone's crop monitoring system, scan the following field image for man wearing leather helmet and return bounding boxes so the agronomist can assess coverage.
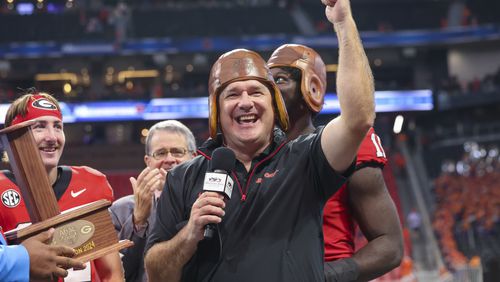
[145,0,375,280]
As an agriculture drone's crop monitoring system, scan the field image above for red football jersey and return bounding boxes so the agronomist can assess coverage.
[323,127,387,261]
[0,166,114,281]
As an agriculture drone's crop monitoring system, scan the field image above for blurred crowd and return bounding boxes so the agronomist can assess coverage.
[438,67,500,97]
[433,142,500,270]
[0,0,498,105]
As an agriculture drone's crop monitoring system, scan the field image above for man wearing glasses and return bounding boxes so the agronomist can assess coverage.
[109,120,197,281]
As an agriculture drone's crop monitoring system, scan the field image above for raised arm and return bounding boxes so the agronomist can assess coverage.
[320,0,375,172]
[144,192,225,281]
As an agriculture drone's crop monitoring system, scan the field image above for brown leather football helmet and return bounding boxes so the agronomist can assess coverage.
[267,44,327,113]
[208,49,289,138]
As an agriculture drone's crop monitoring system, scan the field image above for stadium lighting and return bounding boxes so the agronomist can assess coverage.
[35,73,78,84]
[393,115,404,134]
[63,83,72,94]
[117,70,159,83]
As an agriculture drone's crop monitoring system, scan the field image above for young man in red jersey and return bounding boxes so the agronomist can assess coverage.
[0,91,124,281]
[268,43,403,281]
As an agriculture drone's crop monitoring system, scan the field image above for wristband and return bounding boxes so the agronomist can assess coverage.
[324,257,360,282]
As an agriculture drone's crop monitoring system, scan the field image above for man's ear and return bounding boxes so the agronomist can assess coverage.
[144,155,150,167]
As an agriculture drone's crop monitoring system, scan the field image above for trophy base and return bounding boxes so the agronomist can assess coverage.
[6,199,133,262]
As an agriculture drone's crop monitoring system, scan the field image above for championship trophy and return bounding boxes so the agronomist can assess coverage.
[0,120,133,263]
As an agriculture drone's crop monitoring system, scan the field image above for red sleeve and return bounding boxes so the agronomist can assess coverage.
[78,166,115,202]
[99,175,115,202]
[356,127,387,169]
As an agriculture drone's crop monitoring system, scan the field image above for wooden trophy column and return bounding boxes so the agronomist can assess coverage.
[0,121,132,263]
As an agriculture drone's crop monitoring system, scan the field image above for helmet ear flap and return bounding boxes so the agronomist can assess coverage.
[209,90,219,138]
[272,84,289,132]
[302,73,325,113]
[309,75,322,98]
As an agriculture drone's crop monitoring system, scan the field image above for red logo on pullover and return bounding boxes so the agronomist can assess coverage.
[264,170,279,178]
[256,170,279,183]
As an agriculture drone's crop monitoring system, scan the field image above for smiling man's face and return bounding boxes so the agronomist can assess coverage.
[218,79,274,151]
[31,116,65,171]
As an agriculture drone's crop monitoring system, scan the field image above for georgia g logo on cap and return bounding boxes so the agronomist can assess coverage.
[32,98,57,110]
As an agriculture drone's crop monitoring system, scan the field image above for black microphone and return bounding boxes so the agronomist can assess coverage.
[203,147,236,239]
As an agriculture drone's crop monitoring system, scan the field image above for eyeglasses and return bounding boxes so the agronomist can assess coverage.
[150,147,190,160]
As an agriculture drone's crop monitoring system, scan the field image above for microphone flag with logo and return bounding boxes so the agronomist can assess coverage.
[203,147,236,239]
